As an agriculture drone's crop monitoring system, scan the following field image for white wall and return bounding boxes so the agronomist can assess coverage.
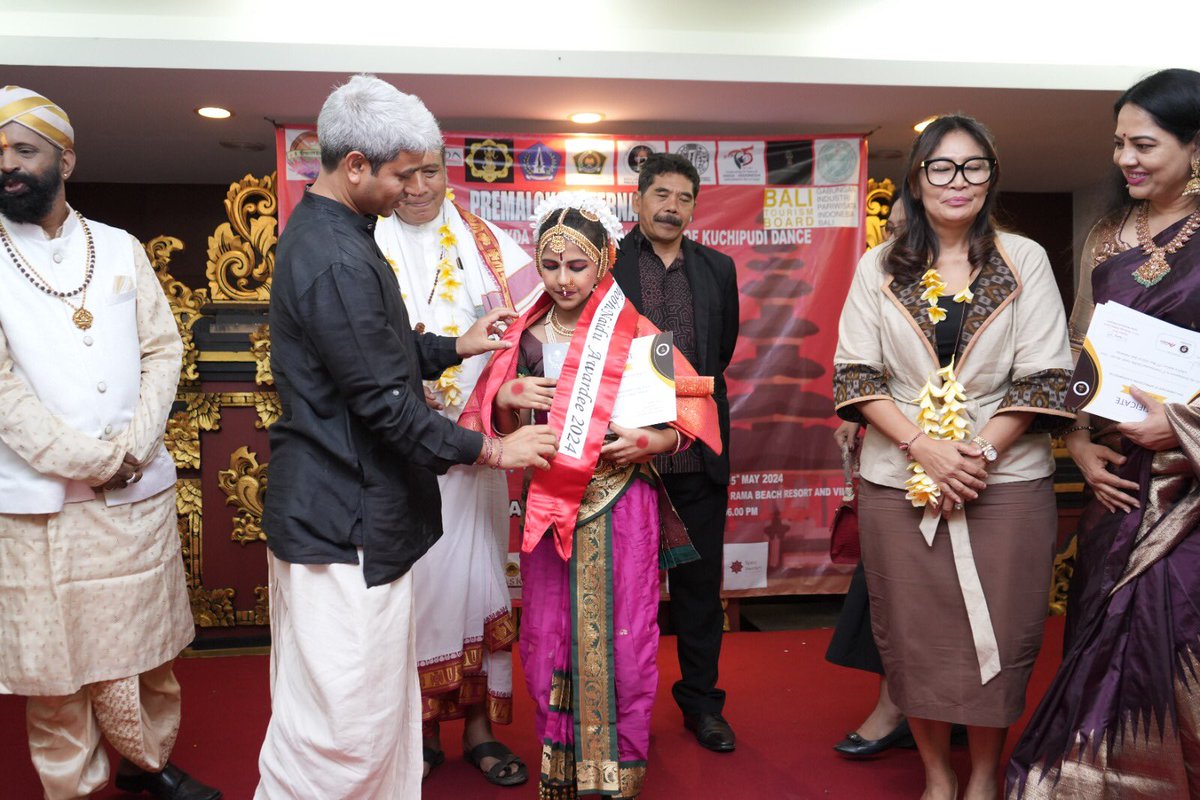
[3,0,1197,89]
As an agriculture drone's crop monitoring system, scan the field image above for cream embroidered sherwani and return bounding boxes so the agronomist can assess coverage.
[0,210,193,798]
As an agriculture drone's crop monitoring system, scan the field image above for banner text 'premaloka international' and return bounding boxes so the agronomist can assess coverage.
[276,128,865,596]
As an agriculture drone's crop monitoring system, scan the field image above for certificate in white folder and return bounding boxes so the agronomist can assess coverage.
[1066,301,1200,423]
[541,333,677,429]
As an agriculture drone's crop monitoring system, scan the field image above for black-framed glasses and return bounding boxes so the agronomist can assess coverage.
[920,157,996,186]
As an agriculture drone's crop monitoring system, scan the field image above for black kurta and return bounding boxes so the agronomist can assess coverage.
[263,191,483,587]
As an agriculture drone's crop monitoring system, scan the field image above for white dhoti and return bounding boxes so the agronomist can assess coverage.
[414,464,515,729]
[256,552,421,800]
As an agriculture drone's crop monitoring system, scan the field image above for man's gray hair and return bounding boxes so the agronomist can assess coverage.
[317,74,443,173]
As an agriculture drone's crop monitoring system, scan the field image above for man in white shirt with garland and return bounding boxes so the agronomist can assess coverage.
[0,85,219,800]
[374,138,540,787]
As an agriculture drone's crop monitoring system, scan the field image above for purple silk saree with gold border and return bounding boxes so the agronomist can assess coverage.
[1008,215,1200,798]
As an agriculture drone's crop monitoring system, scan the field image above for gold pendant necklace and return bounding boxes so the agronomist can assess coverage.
[68,300,93,330]
[1133,201,1200,288]
[0,211,96,329]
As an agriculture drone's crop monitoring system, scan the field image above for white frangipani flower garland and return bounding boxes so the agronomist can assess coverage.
[905,268,974,508]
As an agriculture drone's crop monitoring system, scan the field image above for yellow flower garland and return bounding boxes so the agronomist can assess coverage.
[386,187,470,410]
[425,220,467,407]
[429,324,465,409]
[433,223,463,304]
[905,269,973,508]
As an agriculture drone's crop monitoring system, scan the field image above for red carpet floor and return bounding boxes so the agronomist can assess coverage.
[0,618,1065,799]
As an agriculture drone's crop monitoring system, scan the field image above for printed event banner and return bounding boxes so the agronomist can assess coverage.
[276,127,866,596]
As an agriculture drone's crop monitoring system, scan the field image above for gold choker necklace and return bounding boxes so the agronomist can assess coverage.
[546,306,576,341]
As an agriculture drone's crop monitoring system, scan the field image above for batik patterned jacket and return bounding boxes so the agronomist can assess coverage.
[834,231,1074,490]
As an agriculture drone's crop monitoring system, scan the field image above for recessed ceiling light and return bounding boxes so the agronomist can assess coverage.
[913,116,937,133]
[569,112,604,125]
[196,106,233,120]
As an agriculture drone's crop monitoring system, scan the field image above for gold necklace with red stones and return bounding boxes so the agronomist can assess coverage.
[1133,201,1200,287]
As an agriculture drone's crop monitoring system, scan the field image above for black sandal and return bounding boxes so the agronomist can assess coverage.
[422,746,445,781]
[463,740,528,787]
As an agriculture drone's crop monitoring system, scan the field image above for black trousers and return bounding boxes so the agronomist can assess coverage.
[661,471,729,717]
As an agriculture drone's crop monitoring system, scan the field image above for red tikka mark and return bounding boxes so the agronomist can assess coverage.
[636,435,649,449]
[510,383,524,395]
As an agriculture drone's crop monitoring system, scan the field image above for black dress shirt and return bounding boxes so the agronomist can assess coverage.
[263,192,483,587]
[636,233,705,474]
[613,227,739,486]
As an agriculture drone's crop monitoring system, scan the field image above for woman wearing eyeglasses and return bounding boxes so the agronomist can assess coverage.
[834,115,1074,800]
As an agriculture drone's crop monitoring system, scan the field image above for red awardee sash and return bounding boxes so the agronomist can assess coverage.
[524,274,640,560]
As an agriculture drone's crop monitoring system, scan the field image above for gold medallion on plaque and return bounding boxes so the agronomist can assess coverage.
[466,138,514,183]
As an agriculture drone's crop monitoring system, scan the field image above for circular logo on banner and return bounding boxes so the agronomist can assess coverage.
[466,139,514,183]
[676,143,711,174]
[816,140,858,184]
[627,144,655,173]
[286,131,321,180]
[1072,380,1091,396]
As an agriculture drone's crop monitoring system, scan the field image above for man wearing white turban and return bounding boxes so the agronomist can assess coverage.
[0,86,220,800]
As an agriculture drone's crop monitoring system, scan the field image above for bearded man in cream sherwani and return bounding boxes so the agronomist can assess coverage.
[374,141,540,786]
[0,86,220,800]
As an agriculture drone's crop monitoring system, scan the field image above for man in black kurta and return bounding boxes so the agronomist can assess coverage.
[255,75,555,799]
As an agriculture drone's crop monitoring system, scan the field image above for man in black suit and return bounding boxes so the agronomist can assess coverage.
[612,152,740,752]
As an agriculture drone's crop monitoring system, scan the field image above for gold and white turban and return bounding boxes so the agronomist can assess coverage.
[0,86,74,150]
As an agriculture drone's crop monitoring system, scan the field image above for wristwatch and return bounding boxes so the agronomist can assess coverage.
[971,435,998,462]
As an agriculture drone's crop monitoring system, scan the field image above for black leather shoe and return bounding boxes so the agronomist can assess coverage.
[684,712,736,752]
[833,719,914,757]
[114,760,222,800]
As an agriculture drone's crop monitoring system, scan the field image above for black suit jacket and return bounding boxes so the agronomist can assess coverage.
[263,192,483,587]
[612,228,739,485]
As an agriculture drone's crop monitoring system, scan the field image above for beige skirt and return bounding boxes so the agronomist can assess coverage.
[859,477,1056,727]
[0,489,194,696]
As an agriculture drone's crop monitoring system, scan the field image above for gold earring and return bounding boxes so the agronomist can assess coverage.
[1185,154,1200,198]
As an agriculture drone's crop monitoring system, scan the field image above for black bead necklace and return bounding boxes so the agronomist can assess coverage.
[0,210,96,329]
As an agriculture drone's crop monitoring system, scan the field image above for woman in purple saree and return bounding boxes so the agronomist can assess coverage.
[460,193,721,799]
[1008,68,1200,798]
